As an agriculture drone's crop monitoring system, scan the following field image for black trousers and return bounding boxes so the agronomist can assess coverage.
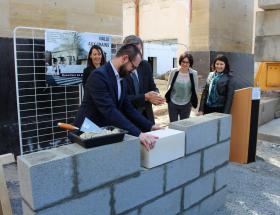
[168,101,192,122]
[203,104,224,114]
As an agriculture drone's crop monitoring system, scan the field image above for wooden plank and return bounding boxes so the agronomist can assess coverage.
[0,153,15,215]
[230,88,252,163]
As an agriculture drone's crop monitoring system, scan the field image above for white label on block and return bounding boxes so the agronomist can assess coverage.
[252,87,261,100]
[141,128,185,169]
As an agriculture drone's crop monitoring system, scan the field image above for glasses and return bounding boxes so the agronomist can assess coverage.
[129,59,138,70]
[181,60,190,64]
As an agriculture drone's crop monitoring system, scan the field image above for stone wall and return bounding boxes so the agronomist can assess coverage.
[0,0,122,37]
[17,113,231,215]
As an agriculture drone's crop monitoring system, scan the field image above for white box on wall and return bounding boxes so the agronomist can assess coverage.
[141,128,185,169]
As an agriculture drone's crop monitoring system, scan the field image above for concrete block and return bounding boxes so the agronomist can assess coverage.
[140,189,181,215]
[18,150,74,210]
[215,164,229,191]
[166,153,201,191]
[258,98,280,125]
[76,135,141,192]
[200,187,227,215]
[141,128,185,168]
[255,36,280,62]
[169,115,218,154]
[259,0,280,9]
[219,115,232,142]
[22,188,110,215]
[204,113,232,142]
[181,205,200,215]
[184,173,214,209]
[256,11,280,37]
[258,118,280,143]
[203,141,230,173]
[114,167,164,213]
[124,210,138,215]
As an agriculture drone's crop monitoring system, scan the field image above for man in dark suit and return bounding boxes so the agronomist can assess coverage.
[74,44,158,150]
[123,35,165,124]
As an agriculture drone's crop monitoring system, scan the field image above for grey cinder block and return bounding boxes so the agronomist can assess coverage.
[140,189,181,215]
[169,115,219,154]
[76,135,141,192]
[184,174,214,209]
[255,36,280,62]
[181,205,200,215]
[18,150,74,210]
[199,187,227,215]
[203,113,232,142]
[166,153,201,191]
[22,188,111,215]
[114,167,164,213]
[215,164,229,191]
[218,115,232,142]
[256,11,280,37]
[203,141,230,173]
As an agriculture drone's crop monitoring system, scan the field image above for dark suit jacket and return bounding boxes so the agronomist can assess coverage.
[199,71,236,114]
[74,62,153,136]
[82,66,94,87]
[125,60,159,124]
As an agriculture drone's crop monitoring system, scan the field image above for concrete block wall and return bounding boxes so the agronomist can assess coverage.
[255,0,280,61]
[18,113,231,215]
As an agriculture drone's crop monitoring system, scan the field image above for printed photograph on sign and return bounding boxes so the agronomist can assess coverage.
[45,29,112,86]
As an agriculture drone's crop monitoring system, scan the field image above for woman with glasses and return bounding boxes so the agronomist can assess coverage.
[197,55,235,115]
[165,52,198,122]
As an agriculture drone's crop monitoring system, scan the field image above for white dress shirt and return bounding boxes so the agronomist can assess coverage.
[110,61,122,100]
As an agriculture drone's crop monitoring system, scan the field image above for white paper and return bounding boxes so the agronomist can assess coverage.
[252,87,261,100]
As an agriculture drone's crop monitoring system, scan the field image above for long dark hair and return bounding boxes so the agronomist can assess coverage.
[87,45,106,68]
[212,55,230,73]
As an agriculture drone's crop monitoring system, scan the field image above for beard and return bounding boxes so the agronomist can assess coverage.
[119,63,131,78]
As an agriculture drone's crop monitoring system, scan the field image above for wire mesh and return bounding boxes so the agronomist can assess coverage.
[14,27,123,155]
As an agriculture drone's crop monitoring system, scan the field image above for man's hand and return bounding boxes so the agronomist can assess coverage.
[145,91,165,105]
[196,111,203,116]
[139,132,158,151]
[151,125,162,130]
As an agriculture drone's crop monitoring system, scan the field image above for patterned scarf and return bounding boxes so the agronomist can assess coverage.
[206,72,224,107]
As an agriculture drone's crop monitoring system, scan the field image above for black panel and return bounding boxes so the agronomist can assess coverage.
[247,99,260,163]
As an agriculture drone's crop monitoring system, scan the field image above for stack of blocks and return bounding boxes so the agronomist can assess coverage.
[17,113,232,215]
[255,0,280,61]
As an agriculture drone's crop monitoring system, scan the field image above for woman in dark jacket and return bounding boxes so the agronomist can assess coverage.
[198,55,235,115]
[82,45,106,87]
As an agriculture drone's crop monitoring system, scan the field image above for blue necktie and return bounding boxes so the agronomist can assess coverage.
[131,72,140,95]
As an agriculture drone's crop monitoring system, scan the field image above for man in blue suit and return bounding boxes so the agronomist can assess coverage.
[74,44,158,150]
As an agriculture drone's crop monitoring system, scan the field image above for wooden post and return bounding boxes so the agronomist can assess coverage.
[230,87,259,163]
[135,0,139,36]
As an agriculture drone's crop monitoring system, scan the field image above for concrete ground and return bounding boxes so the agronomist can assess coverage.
[258,118,280,143]
[214,140,280,215]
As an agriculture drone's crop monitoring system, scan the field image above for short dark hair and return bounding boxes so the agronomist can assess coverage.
[123,35,144,54]
[212,55,230,73]
[116,44,142,61]
[87,45,106,68]
[179,52,194,67]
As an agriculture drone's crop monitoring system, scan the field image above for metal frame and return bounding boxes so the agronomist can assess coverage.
[14,26,123,155]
